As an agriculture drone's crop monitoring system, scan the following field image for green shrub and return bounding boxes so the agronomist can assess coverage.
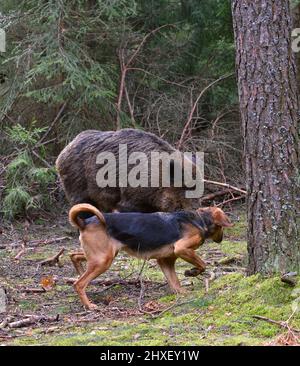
[1,124,56,219]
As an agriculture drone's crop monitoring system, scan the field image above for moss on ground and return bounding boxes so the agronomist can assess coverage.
[10,273,300,346]
[220,240,247,257]
[226,213,247,239]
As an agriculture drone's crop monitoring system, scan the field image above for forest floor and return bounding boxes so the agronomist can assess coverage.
[0,206,299,346]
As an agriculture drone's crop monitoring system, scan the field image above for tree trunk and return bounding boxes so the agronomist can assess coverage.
[231,0,300,275]
[292,2,300,96]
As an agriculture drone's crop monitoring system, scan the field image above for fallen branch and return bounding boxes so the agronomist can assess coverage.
[14,242,26,261]
[64,277,147,287]
[22,287,46,294]
[0,317,13,329]
[11,236,71,248]
[8,314,59,329]
[40,248,65,267]
[253,315,300,333]
[0,334,14,340]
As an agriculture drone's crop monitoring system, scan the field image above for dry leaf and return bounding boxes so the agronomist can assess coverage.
[144,300,161,312]
[103,295,113,305]
[40,275,55,291]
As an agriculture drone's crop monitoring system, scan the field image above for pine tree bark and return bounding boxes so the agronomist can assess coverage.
[292,2,300,96]
[231,0,300,274]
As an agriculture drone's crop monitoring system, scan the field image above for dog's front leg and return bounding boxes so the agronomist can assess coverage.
[157,256,185,293]
[174,239,206,277]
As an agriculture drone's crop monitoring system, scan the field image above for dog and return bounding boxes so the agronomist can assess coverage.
[68,204,233,310]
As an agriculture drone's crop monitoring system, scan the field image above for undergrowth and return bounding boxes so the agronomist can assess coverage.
[1,123,56,219]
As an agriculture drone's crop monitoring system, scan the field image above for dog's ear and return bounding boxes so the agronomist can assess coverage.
[213,208,234,227]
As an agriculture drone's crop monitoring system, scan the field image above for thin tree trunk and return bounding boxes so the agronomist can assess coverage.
[232,0,300,274]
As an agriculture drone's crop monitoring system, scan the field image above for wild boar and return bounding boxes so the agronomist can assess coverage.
[56,129,201,212]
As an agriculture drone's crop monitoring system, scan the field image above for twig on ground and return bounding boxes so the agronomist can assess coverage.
[39,248,65,267]
[22,287,46,294]
[0,316,13,329]
[253,315,300,333]
[11,236,71,248]
[14,242,26,261]
[138,260,151,314]
[135,261,165,316]
[95,270,138,294]
[7,314,59,329]
[204,278,209,294]
[152,297,196,319]
[64,276,143,287]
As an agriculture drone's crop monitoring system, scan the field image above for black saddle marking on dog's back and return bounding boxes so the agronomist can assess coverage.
[84,211,213,252]
[102,213,180,251]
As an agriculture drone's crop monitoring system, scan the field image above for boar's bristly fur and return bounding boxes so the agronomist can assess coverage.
[56,129,197,213]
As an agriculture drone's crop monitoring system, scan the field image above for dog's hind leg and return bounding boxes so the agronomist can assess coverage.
[70,251,86,275]
[74,255,114,310]
[157,256,184,293]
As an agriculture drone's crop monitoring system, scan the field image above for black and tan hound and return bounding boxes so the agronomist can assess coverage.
[69,204,233,310]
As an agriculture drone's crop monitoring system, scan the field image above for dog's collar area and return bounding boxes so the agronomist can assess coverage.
[194,211,214,238]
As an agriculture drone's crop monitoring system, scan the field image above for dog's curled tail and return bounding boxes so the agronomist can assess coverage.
[69,203,106,230]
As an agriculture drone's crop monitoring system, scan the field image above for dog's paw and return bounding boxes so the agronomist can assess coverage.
[184,268,203,277]
[86,303,99,311]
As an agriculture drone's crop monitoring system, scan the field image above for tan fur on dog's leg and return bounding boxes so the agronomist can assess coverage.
[74,256,113,310]
[174,237,207,276]
[70,251,86,275]
[174,248,206,274]
[157,256,184,293]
